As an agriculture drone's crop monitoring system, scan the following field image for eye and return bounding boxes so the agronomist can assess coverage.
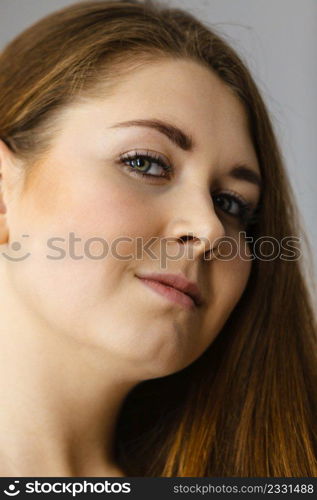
[213,191,257,227]
[118,152,259,228]
[119,150,172,179]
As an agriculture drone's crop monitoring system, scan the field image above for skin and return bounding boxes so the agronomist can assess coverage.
[0,58,261,476]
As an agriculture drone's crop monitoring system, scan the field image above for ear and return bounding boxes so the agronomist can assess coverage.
[0,139,18,245]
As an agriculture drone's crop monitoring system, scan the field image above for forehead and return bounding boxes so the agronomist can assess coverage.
[57,58,258,169]
[97,58,251,136]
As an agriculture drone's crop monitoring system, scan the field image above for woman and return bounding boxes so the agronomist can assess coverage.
[0,0,316,477]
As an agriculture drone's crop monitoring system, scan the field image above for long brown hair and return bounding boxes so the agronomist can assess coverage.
[0,0,316,476]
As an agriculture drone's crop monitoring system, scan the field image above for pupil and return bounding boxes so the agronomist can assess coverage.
[135,158,148,170]
[216,195,228,209]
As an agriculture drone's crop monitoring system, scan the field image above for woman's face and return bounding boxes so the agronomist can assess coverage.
[4,58,261,379]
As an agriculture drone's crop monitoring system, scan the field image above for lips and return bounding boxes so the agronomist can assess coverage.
[136,272,203,307]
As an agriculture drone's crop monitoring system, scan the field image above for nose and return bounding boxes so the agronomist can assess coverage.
[164,184,226,260]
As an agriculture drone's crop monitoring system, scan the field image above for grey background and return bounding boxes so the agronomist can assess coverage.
[0,0,316,292]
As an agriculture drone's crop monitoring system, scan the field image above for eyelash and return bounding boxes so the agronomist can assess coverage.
[119,151,259,227]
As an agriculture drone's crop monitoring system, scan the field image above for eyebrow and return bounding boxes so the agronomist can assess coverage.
[228,164,262,188]
[110,118,262,188]
[110,118,194,151]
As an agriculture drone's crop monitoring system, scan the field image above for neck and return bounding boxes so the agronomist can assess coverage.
[0,262,138,477]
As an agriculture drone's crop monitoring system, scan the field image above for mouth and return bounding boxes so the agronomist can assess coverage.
[136,276,199,311]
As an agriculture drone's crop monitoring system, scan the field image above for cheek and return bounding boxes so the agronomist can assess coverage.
[215,237,253,316]
[75,184,152,241]
[214,252,252,308]
[8,167,164,333]
[64,180,161,266]
[18,162,159,259]
[197,249,252,355]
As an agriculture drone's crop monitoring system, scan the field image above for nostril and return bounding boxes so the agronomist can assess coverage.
[180,234,199,244]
